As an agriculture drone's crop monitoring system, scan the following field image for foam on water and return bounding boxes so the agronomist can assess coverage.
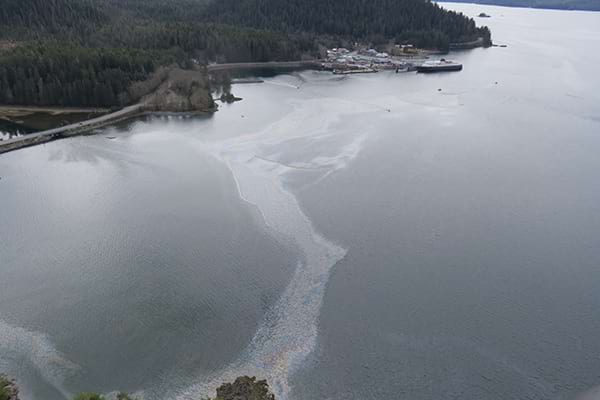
[175,97,376,399]
[0,319,79,398]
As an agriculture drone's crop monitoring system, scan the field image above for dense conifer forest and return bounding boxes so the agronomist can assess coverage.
[204,0,491,47]
[0,0,491,108]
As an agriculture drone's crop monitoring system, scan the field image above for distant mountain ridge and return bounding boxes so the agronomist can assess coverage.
[204,0,491,47]
[442,0,600,11]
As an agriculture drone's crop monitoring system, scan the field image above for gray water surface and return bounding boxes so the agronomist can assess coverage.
[1,4,600,400]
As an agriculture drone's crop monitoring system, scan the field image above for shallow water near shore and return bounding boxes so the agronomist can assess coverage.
[1,4,600,400]
[0,110,107,140]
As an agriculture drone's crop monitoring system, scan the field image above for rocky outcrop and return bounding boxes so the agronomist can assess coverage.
[215,376,275,400]
[0,374,273,400]
[143,68,216,113]
[220,93,243,103]
[0,375,19,400]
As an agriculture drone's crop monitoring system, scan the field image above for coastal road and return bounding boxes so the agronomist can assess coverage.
[0,103,144,153]
[0,60,323,154]
[207,60,321,72]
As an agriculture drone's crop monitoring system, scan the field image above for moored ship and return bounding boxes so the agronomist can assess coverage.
[416,59,463,73]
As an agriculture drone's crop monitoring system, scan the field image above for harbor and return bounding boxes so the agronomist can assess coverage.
[321,46,462,74]
[1,50,464,153]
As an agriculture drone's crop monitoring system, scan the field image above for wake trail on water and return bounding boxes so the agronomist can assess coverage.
[174,98,375,400]
[0,319,79,399]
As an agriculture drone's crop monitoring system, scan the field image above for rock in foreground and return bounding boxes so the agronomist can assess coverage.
[215,376,275,400]
[0,374,274,400]
[0,375,19,400]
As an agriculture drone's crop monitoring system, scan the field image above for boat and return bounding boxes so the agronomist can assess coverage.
[332,68,378,75]
[416,59,463,73]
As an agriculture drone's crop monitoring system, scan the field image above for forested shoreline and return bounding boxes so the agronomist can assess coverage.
[0,0,491,108]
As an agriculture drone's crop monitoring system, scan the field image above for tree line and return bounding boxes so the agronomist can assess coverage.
[0,0,491,108]
[203,0,491,49]
[0,45,176,107]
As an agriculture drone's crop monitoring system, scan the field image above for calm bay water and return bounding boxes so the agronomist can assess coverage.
[1,4,600,400]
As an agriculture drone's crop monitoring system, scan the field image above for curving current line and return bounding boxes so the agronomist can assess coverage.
[176,95,376,400]
[0,319,79,399]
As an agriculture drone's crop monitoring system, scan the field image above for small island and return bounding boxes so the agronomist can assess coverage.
[478,12,492,17]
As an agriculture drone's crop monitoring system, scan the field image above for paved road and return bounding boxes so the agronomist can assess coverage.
[207,60,321,72]
[0,60,323,153]
[2,104,143,144]
[0,103,144,153]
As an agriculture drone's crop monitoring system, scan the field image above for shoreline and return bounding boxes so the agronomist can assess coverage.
[0,106,110,137]
[0,62,323,154]
[0,104,145,154]
[0,48,484,154]
[0,107,220,154]
[0,105,109,115]
[206,60,322,72]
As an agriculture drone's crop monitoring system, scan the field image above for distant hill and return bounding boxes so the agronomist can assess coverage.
[442,0,600,11]
[204,0,491,48]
